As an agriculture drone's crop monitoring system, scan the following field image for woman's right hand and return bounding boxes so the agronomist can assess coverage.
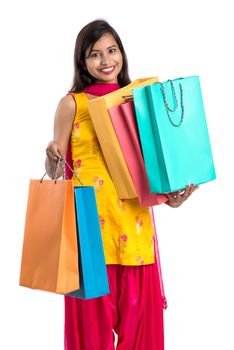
[45,141,61,161]
[45,141,64,179]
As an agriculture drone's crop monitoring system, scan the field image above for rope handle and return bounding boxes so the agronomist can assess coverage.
[40,156,83,185]
[160,80,184,127]
[122,94,133,102]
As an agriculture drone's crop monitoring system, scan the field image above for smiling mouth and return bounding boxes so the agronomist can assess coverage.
[99,66,115,74]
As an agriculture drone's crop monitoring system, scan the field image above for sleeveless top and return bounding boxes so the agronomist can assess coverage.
[69,92,156,265]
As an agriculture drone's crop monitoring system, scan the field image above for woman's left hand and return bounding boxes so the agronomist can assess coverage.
[165,184,199,208]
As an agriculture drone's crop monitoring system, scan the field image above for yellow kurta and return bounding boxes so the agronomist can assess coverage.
[70,92,155,265]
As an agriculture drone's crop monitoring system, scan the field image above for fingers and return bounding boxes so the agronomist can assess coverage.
[180,185,190,200]
[165,184,199,208]
[45,141,61,161]
[181,184,199,200]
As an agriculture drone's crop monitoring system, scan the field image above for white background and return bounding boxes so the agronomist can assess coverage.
[1,0,234,349]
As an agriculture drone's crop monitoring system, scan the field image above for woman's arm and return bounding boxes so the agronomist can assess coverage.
[45,94,76,178]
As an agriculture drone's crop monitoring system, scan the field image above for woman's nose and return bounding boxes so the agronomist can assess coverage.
[101,53,110,65]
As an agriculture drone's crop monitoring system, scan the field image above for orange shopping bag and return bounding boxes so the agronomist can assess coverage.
[19,172,79,294]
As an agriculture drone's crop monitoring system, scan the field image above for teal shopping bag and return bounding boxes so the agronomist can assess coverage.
[132,76,216,193]
[67,186,110,299]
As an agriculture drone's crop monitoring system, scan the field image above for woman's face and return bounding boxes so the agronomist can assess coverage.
[84,33,123,84]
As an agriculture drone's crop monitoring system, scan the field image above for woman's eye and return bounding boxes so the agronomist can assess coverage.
[109,48,116,54]
[90,52,100,58]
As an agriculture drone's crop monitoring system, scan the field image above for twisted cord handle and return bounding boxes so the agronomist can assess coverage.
[160,80,184,127]
[40,156,83,185]
[62,157,83,185]
[122,95,133,102]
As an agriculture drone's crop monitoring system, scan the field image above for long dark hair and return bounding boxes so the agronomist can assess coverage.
[69,19,131,92]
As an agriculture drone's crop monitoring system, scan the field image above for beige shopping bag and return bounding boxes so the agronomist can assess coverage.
[88,77,159,199]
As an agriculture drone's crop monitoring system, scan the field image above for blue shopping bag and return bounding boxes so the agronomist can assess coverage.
[67,186,110,299]
[132,76,216,193]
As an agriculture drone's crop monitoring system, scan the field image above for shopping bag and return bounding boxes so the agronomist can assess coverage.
[108,100,167,206]
[19,176,79,294]
[67,186,110,299]
[132,76,216,193]
[88,77,159,199]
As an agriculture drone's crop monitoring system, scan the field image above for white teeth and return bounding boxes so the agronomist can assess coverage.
[100,67,114,72]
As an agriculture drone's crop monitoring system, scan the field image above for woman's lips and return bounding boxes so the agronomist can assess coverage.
[99,66,115,74]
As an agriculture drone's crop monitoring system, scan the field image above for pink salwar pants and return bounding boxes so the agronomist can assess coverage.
[64,259,166,350]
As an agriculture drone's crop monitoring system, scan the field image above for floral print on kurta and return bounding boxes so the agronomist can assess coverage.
[70,92,155,265]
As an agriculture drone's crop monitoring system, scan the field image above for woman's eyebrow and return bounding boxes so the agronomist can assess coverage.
[90,45,117,52]
[107,45,117,49]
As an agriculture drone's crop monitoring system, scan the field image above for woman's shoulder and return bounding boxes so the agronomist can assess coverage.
[57,93,78,116]
[54,94,77,123]
[59,93,76,109]
[56,92,88,121]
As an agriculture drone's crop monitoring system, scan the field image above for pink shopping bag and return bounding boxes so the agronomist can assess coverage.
[108,100,167,206]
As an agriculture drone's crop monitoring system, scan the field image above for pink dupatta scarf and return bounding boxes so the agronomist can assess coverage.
[65,83,167,309]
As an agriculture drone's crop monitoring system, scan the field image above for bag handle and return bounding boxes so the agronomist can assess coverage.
[62,157,83,185]
[40,156,83,185]
[122,95,133,102]
[160,80,184,127]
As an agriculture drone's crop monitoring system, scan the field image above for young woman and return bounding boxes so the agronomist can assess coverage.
[45,19,198,350]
